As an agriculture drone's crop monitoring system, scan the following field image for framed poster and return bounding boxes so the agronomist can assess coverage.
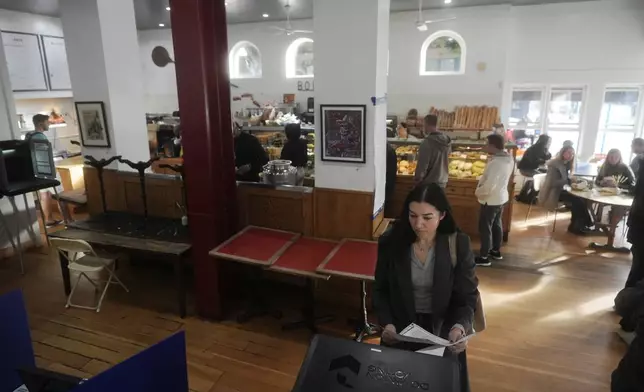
[1,31,48,91]
[75,101,111,148]
[320,104,366,163]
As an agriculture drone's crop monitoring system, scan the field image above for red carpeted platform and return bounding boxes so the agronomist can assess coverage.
[317,239,378,281]
[269,237,338,279]
[209,226,299,265]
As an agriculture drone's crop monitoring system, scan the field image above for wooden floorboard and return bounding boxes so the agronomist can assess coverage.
[0,203,631,391]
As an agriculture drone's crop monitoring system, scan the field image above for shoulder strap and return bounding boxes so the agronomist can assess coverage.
[448,233,457,268]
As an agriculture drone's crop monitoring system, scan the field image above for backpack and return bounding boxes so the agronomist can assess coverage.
[448,233,487,333]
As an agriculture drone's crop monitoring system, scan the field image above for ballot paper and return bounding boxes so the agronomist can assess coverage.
[396,323,475,357]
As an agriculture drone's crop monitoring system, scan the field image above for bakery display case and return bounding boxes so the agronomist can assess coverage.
[389,137,518,241]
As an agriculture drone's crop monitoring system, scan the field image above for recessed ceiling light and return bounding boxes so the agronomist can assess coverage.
[159,23,165,27]
[225,2,228,5]
[262,13,269,18]
[165,6,170,11]
[444,0,452,3]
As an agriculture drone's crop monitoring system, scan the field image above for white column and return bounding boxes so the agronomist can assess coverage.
[59,0,149,166]
[313,0,390,215]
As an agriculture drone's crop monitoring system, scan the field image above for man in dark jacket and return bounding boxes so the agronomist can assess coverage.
[234,127,269,182]
[385,143,398,216]
[625,162,644,288]
[414,115,451,188]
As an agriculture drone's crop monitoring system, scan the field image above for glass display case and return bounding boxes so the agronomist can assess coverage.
[388,136,518,241]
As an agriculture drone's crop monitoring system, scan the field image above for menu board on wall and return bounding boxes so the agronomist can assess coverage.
[1,31,48,91]
[41,35,72,90]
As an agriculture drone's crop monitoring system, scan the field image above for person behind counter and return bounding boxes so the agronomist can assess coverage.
[414,115,452,188]
[474,134,515,267]
[30,114,61,227]
[596,149,635,189]
[374,182,479,392]
[280,123,307,186]
[631,138,644,179]
[516,135,552,203]
[539,146,595,235]
[234,124,268,182]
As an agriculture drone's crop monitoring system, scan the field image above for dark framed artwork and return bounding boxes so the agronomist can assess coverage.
[75,101,111,148]
[320,104,366,163]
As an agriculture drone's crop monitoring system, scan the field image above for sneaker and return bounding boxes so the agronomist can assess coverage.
[475,256,491,267]
[488,250,503,260]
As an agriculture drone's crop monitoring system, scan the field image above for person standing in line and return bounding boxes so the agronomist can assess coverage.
[385,143,398,216]
[233,124,269,182]
[630,138,644,180]
[474,134,515,267]
[414,115,452,188]
[280,123,308,185]
[30,114,61,227]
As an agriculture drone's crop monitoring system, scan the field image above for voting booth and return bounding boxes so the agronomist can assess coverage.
[292,335,461,392]
[0,290,189,392]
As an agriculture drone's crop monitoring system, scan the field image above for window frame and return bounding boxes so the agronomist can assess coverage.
[508,84,587,154]
[419,30,466,76]
[285,37,314,79]
[594,84,644,156]
[228,40,262,80]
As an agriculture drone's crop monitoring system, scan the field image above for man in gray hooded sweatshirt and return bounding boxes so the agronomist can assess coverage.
[414,114,452,188]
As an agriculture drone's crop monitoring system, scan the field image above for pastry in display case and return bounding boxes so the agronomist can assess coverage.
[448,149,488,180]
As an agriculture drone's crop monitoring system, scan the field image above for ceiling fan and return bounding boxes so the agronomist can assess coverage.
[269,1,313,36]
[415,0,456,31]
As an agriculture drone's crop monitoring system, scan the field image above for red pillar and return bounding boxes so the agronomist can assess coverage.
[169,0,237,318]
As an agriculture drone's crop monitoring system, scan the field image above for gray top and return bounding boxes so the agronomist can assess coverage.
[410,245,435,314]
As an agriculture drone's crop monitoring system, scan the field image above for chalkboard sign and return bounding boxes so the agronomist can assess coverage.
[1,31,48,91]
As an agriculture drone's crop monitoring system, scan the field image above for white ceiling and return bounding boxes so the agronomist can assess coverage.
[0,0,595,30]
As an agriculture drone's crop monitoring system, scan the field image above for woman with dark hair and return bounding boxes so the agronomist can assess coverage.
[280,123,308,185]
[373,183,479,392]
[516,134,552,203]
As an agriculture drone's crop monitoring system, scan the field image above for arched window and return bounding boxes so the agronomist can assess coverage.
[229,41,262,79]
[419,30,466,76]
[286,38,314,78]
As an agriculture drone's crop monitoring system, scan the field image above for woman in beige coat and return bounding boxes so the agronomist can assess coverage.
[539,146,594,234]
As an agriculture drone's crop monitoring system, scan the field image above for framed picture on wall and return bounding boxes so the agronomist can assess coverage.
[320,104,366,163]
[75,101,111,148]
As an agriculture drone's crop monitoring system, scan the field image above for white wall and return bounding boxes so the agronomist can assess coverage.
[0,9,80,150]
[504,0,644,159]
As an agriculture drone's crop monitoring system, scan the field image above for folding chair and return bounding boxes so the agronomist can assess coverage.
[50,238,129,312]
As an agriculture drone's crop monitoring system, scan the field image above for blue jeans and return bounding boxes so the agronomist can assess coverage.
[479,204,504,256]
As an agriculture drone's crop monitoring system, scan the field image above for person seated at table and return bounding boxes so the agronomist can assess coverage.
[280,123,308,185]
[631,138,644,180]
[539,146,595,235]
[374,182,479,392]
[234,123,269,182]
[596,149,635,190]
[516,135,552,203]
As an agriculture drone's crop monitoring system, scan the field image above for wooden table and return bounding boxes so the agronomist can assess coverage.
[49,227,192,317]
[268,237,337,332]
[568,189,634,252]
[317,239,379,341]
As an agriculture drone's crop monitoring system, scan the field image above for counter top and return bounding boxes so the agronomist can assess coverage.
[237,181,313,193]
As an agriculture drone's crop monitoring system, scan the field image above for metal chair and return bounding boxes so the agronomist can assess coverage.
[524,173,559,232]
[50,238,129,312]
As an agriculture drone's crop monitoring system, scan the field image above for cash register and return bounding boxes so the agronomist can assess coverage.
[0,133,60,274]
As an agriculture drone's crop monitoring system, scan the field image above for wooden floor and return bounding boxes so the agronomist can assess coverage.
[0,203,631,392]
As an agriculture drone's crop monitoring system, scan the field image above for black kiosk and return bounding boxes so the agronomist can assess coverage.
[0,133,60,273]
